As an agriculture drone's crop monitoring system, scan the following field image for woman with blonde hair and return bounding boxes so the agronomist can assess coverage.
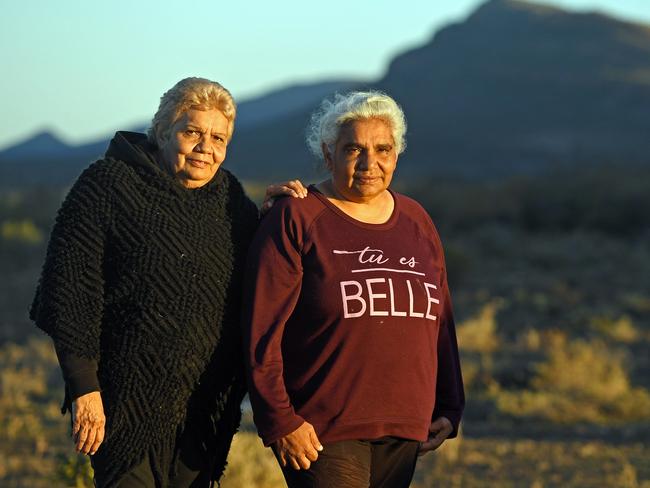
[32,77,305,487]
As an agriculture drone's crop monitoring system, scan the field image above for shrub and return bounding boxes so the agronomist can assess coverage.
[495,336,650,423]
[0,219,43,244]
[590,315,639,343]
[457,301,501,353]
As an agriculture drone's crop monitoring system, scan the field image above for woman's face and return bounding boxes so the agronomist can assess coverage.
[160,108,229,189]
[323,118,398,203]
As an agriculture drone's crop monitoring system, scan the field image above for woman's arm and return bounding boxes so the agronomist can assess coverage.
[430,267,465,437]
[241,199,324,469]
[30,161,112,454]
[241,199,309,444]
[418,218,465,455]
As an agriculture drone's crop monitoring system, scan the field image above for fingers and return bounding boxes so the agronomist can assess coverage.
[297,455,312,470]
[308,427,324,453]
[74,424,89,452]
[284,180,308,198]
[290,435,318,464]
[418,436,444,454]
[278,449,287,468]
[418,432,446,454]
[75,422,105,454]
[274,421,323,470]
[264,184,281,198]
[260,180,308,216]
[299,424,320,462]
[418,417,454,456]
[289,456,302,470]
[285,453,312,470]
[265,180,308,199]
[89,423,105,455]
[80,426,97,454]
[303,444,319,462]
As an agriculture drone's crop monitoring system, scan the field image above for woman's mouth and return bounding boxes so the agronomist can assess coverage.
[355,175,380,184]
[187,158,209,168]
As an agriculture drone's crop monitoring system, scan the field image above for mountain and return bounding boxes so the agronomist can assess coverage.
[2,0,650,186]
[0,130,79,161]
[228,0,650,181]
[377,0,650,177]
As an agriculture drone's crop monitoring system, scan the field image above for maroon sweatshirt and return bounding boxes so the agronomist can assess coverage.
[242,187,464,446]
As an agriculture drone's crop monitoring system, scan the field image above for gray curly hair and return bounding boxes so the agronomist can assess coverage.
[306,91,407,159]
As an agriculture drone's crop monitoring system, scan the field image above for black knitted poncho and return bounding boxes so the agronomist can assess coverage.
[30,132,259,486]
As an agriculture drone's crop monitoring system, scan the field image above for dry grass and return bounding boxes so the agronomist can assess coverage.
[413,437,650,488]
[221,432,285,488]
[0,338,81,487]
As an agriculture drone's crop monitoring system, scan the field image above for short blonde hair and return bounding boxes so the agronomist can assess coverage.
[148,77,236,146]
[306,91,407,159]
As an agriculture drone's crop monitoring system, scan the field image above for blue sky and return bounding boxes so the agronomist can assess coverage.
[1,0,649,149]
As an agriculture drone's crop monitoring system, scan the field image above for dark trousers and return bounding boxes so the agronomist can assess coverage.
[281,437,419,488]
[93,454,212,488]
[92,425,215,488]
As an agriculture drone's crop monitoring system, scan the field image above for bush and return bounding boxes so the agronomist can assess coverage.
[457,301,501,354]
[0,219,43,244]
[591,315,639,343]
[494,335,650,423]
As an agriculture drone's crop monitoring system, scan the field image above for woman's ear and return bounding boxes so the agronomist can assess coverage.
[321,142,333,171]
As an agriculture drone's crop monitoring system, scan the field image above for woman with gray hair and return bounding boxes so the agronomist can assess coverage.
[243,91,465,487]
[31,77,306,487]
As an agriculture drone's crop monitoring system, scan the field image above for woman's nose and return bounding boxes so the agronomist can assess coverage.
[195,134,212,153]
[357,151,377,170]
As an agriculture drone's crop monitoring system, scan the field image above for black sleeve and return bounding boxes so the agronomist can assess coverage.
[54,345,101,400]
[30,161,112,374]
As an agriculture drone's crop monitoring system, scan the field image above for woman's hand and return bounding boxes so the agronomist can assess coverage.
[71,391,106,455]
[273,421,323,470]
[261,180,308,215]
[417,416,453,456]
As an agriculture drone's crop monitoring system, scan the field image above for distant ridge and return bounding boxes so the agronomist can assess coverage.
[374,0,650,177]
[227,0,650,180]
[2,0,650,186]
[1,130,72,160]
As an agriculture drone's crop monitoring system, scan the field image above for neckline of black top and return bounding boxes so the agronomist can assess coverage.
[108,131,227,198]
